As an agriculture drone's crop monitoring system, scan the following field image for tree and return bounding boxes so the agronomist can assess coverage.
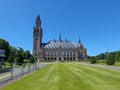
[115,51,120,62]
[106,53,115,65]
[87,55,91,59]
[29,55,35,63]
[17,47,24,55]
[90,57,96,64]
[0,39,10,61]
[7,55,14,63]
[15,53,24,65]
[7,46,17,63]
[95,53,105,60]
[24,50,31,59]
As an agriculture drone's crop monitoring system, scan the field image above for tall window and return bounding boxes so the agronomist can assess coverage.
[80,53,82,59]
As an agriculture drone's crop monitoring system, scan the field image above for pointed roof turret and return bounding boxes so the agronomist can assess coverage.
[65,38,67,42]
[78,37,81,44]
[59,33,61,41]
[37,14,40,19]
[53,38,56,41]
[36,15,41,28]
[75,37,83,48]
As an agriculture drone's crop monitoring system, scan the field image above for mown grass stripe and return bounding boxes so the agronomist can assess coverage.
[2,64,54,90]
[67,63,120,90]
[63,63,96,90]
[2,63,120,90]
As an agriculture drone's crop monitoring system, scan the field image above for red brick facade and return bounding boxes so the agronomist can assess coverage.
[33,15,87,62]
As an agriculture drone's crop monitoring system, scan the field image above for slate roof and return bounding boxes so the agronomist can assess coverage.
[44,40,76,49]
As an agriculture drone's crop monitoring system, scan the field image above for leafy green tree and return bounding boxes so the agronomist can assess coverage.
[10,46,17,57]
[24,50,31,59]
[115,51,120,62]
[15,53,24,65]
[17,47,24,55]
[106,53,115,65]
[29,56,35,63]
[95,53,105,60]
[7,46,17,63]
[90,57,96,64]
[87,55,91,59]
[0,38,10,61]
[7,55,14,63]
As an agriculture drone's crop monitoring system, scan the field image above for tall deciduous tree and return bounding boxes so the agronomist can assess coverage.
[115,51,120,62]
[106,53,115,65]
[0,38,10,61]
[15,47,24,65]
[29,55,35,63]
[7,46,17,63]
[24,50,31,59]
[7,55,14,63]
[15,53,24,65]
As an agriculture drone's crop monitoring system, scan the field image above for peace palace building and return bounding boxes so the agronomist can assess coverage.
[33,15,87,61]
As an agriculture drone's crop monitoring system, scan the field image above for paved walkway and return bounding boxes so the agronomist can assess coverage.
[78,62,120,71]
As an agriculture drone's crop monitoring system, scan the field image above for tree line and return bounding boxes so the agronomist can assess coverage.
[0,38,35,67]
[88,50,120,65]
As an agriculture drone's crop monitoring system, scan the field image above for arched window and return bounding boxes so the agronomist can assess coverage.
[54,57,56,60]
[44,57,47,60]
[51,57,53,60]
[48,57,50,60]
[64,57,66,60]
[70,57,72,60]
[67,57,69,60]
[73,57,75,60]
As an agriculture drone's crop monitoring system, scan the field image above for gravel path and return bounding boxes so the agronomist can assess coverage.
[78,62,120,71]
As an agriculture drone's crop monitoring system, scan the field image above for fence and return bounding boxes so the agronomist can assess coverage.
[0,63,38,83]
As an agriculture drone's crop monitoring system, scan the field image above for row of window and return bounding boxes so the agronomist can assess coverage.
[44,57,76,60]
[44,51,75,56]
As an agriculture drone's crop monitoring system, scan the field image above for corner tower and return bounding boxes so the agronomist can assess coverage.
[33,15,42,60]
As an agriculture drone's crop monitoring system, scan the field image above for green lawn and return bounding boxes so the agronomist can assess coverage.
[2,62,120,90]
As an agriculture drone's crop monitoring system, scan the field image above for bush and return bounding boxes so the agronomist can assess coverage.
[90,57,96,64]
[106,53,115,65]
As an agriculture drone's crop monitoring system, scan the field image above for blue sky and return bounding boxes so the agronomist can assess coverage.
[0,0,120,56]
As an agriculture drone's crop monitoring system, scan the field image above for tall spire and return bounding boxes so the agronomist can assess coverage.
[36,15,41,28]
[78,37,81,43]
[53,37,56,41]
[59,33,61,41]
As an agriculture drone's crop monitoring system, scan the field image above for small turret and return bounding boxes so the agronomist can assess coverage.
[78,37,81,44]
[59,33,61,41]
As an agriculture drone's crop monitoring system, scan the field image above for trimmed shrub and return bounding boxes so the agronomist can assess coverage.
[106,53,115,65]
[90,57,96,64]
